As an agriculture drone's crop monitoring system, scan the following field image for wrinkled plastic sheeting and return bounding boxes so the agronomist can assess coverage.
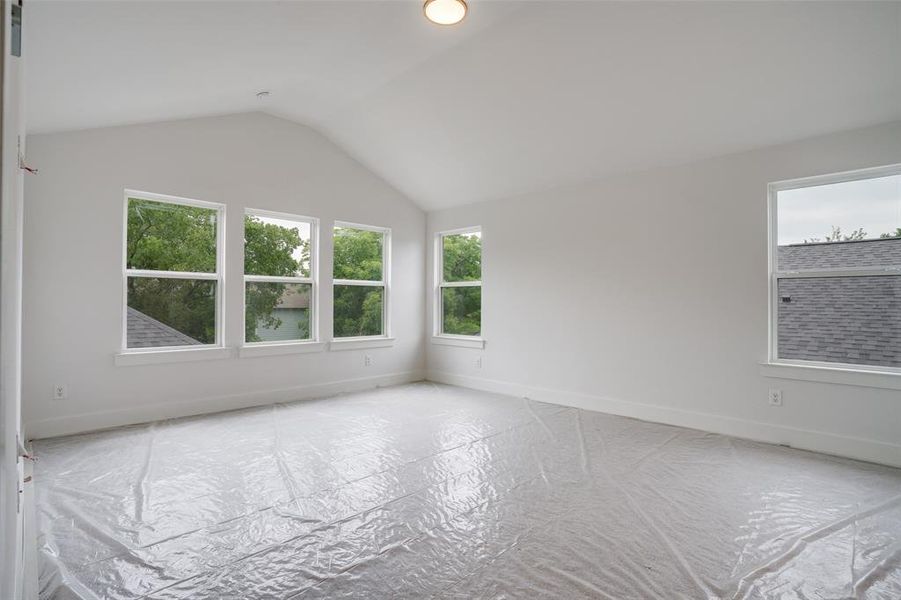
[32,382,901,599]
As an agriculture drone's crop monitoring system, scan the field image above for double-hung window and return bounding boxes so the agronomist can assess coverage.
[436,228,482,341]
[123,191,224,350]
[244,210,318,345]
[769,165,901,372]
[333,222,390,338]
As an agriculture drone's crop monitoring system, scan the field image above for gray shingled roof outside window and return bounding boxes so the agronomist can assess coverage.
[777,238,901,368]
[127,307,202,348]
[778,237,901,270]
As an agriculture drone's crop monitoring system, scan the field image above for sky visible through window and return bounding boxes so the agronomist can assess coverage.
[777,174,901,245]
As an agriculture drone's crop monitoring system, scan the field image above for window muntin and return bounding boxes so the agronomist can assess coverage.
[437,228,481,337]
[244,210,317,345]
[771,167,901,370]
[124,192,224,350]
[333,223,390,338]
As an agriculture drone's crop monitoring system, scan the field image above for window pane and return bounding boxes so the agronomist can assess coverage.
[127,277,216,347]
[777,276,901,368]
[442,232,481,282]
[244,215,311,277]
[333,285,383,337]
[777,174,901,270]
[245,282,311,343]
[333,227,383,281]
[127,198,217,273]
[442,287,481,336]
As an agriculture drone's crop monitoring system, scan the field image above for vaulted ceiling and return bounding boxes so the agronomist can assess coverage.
[26,1,901,210]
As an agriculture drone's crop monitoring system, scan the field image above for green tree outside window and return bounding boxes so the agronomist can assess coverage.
[333,226,386,337]
[126,199,311,346]
[440,232,481,336]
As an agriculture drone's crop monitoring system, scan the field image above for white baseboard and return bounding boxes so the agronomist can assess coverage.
[427,370,901,469]
[28,368,901,468]
[26,370,425,440]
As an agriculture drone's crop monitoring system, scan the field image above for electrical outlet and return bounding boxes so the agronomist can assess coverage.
[364,354,372,367]
[768,389,783,406]
[53,384,68,400]
[474,356,482,369]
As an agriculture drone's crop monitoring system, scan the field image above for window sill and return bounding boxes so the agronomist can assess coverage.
[431,335,485,349]
[329,337,395,351]
[239,341,325,358]
[115,346,232,367]
[759,361,901,391]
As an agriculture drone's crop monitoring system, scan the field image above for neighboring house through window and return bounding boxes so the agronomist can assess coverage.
[770,166,901,371]
[436,228,482,338]
[333,222,390,338]
[244,209,318,345]
[123,191,224,350]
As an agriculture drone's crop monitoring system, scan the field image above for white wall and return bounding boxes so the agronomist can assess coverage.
[428,121,901,467]
[20,112,901,467]
[23,113,426,438]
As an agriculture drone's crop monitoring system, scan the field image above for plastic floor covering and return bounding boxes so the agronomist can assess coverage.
[32,382,901,599]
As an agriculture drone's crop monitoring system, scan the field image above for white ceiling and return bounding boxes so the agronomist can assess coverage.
[26,1,901,210]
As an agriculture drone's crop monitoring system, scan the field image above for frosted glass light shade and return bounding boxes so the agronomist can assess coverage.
[424,0,467,25]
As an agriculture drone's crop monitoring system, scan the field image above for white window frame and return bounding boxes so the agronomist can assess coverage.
[432,226,484,349]
[765,163,901,384]
[242,209,321,353]
[330,221,393,349]
[119,190,226,359]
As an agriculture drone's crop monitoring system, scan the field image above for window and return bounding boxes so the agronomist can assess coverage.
[333,222,390,338]
[770,166,901,372]
[436,228,481,339]
[123,191,224,350]
[244,210,317,345]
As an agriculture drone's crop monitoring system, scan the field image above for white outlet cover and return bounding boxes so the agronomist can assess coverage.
[768,389,783,406]
[53,384,68,400]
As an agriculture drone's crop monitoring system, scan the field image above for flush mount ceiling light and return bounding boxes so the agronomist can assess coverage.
[423,0,467,26]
